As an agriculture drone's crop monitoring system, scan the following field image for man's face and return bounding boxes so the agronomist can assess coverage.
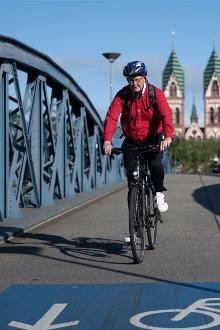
[127,75,146,93]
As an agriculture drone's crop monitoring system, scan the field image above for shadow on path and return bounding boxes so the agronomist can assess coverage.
[1,232,133,264]
[1,233,220,295]
[192,176,220,231]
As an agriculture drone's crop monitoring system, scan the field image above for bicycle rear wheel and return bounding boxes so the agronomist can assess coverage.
[129,187,145,263]
[146,187,158,249]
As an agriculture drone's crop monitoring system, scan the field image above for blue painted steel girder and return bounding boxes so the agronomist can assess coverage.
[0,34,103,129]
[0,35,124,219]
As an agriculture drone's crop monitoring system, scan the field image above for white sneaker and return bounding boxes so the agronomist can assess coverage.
[155,192,168,213]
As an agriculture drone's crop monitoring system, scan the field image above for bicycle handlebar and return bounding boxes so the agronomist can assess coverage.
[111,144,160,155]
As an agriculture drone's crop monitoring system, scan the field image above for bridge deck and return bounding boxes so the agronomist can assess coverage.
[0,174,220,247]
[0,174,220,329]
[0,174,219,283]
[0,181,127,243]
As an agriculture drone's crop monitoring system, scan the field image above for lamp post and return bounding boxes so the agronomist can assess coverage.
[102,52,121,103]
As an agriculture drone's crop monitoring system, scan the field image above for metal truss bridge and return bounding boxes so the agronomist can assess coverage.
[0,35,124,220]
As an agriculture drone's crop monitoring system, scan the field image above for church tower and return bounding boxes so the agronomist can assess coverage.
[185,98,204,140]
[162,46,184,137]
[204,45,220,139]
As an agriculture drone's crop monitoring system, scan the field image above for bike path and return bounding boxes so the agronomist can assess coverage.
[0,174,220,329]
[0,181,126,244]
[0,282,220,330]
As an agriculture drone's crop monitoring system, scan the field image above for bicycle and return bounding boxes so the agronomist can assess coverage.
[112,144,163,264]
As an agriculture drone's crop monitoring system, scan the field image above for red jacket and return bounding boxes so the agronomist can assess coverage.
[103,83,174,142]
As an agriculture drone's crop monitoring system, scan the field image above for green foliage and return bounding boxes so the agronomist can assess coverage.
[169,138,220,173]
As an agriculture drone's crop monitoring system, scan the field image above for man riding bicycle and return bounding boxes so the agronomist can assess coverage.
[103,60,174,213]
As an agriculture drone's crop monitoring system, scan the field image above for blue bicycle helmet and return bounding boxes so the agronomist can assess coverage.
[123,61,147,77]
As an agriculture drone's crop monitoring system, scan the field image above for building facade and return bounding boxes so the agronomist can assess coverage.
[163,46,220,139]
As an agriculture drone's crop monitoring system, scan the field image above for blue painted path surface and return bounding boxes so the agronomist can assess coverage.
[0,282,220,329]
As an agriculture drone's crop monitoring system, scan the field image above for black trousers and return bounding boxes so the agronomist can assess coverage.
[122,135,166,192]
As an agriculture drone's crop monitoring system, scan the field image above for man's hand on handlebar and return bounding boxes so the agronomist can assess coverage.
[160,137,172,151]
[103,141,112,155]
[104,137,172,154]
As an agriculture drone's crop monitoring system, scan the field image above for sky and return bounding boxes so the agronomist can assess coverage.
[0,0,220,127]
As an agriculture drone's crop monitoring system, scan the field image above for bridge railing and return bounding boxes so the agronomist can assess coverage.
[0,35,124,219]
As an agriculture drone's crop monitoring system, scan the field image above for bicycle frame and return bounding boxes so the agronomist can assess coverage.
[129,153,148,224]
[129,149,158,226]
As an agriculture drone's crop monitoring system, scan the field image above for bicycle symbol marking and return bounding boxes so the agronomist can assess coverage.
[130,298,220,330]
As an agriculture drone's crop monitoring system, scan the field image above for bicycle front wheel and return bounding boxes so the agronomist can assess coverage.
[146,186,158,249]
[129,187,145,263]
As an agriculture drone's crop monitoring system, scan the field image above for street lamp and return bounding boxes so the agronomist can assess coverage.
[102,52,121,103]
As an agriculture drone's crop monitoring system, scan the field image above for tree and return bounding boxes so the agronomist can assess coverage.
[169,138,220,173]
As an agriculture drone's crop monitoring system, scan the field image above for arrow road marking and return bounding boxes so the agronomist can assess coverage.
[8,304,79,330]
